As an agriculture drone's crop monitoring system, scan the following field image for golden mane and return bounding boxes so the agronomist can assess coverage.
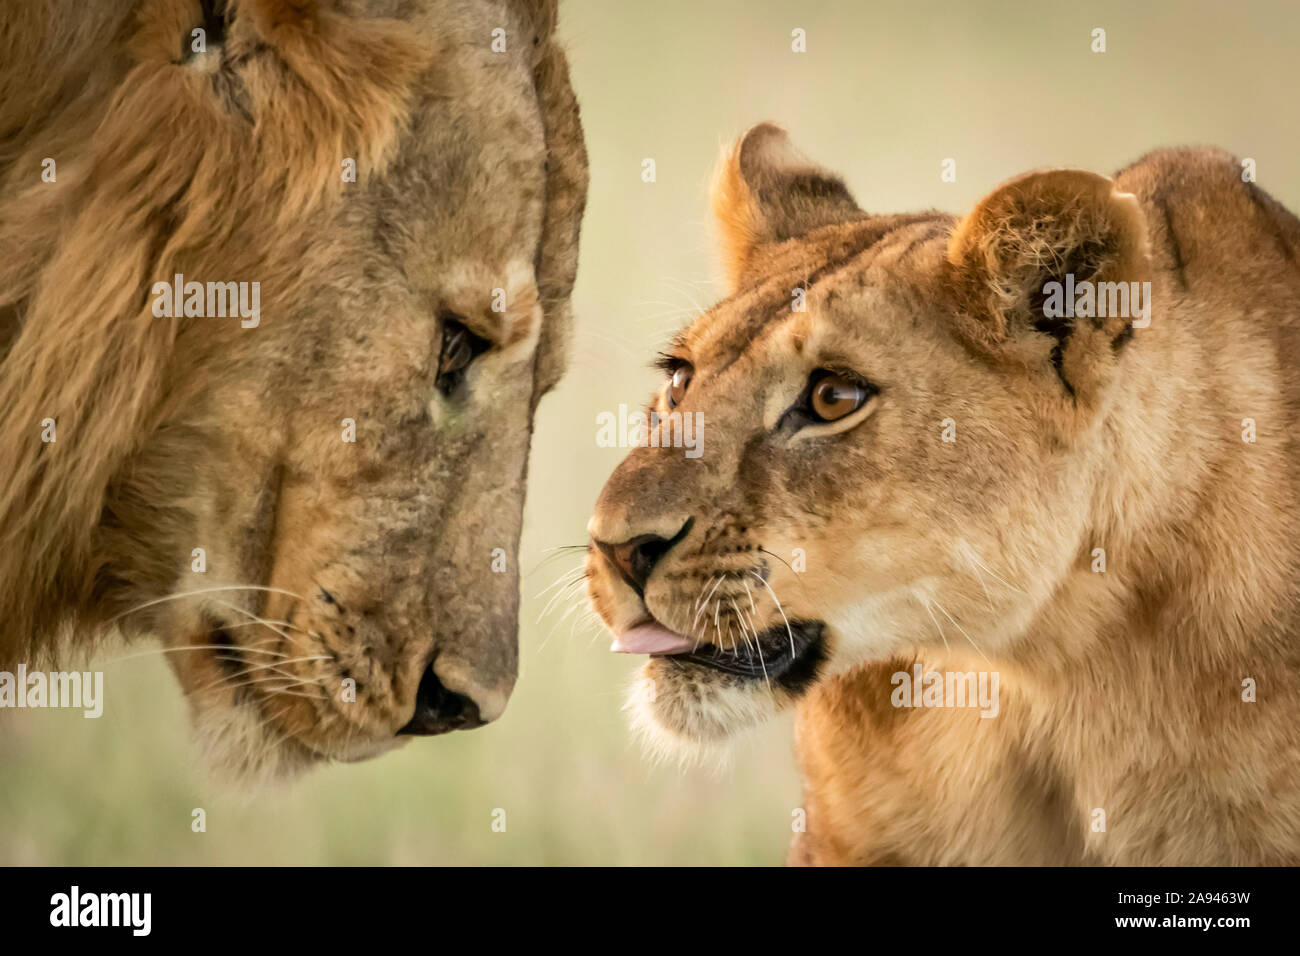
[0,0,435,665]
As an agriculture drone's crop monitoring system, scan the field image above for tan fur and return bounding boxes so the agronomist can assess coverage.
[708,134,765,292]
[587,124,1300,864]
[1,0,587,779]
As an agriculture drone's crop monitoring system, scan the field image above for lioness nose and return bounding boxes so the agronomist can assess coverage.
[398,666,485,736]
[595,518,693,596]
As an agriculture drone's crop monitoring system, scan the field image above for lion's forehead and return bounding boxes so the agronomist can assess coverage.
[686,214,956,373]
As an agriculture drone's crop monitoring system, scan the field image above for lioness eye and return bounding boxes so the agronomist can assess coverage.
[808,370,873,422]
[668,363,693,408]
[437,313,491,395]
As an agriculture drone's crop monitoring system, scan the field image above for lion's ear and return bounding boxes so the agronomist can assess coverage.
[710,123,863,292]
[947,168,1151,397]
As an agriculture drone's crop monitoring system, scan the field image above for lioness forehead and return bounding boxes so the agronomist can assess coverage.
[682,214,955,368]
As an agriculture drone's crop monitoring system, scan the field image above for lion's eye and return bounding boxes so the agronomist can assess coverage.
[807,370,873,422]
[668,363,693,408]
[437,313,491,395]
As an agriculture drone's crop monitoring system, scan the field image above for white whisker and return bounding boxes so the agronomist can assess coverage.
[108,585,307,624]
[751,570,795,657]
[930,597,992,665]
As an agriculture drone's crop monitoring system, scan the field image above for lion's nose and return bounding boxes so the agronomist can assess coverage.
[594,518,693,596]
[397,666,485,736]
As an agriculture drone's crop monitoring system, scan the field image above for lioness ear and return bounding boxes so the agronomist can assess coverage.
[947,169,1151,398]
[711,123,863,292]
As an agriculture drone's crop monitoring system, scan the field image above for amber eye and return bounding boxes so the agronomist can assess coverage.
[668,363,693,408]
[808,370,873,422]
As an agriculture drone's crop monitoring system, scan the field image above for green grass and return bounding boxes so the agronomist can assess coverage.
[0,633,801,865]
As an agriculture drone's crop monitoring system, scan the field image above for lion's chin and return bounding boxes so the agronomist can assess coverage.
[618,619,830,765]
[191,700,404,788]
[623,658,782,767]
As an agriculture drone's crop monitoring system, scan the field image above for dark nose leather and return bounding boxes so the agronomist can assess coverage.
[594,518,693,596]
[397,666,484,736]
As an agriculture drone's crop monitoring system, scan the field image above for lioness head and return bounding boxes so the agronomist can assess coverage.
[0,0,586,778]
[586,123,1149,753]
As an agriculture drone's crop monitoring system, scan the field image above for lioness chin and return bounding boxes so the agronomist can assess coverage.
[586,123,1300,865]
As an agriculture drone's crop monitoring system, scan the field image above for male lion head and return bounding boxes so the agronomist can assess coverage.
[0,0,587,779]
[586,123,1150,755]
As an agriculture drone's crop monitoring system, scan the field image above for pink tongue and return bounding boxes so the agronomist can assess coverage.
[611,622,695,656]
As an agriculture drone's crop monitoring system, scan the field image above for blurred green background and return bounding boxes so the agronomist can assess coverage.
[3,0,1298,865]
